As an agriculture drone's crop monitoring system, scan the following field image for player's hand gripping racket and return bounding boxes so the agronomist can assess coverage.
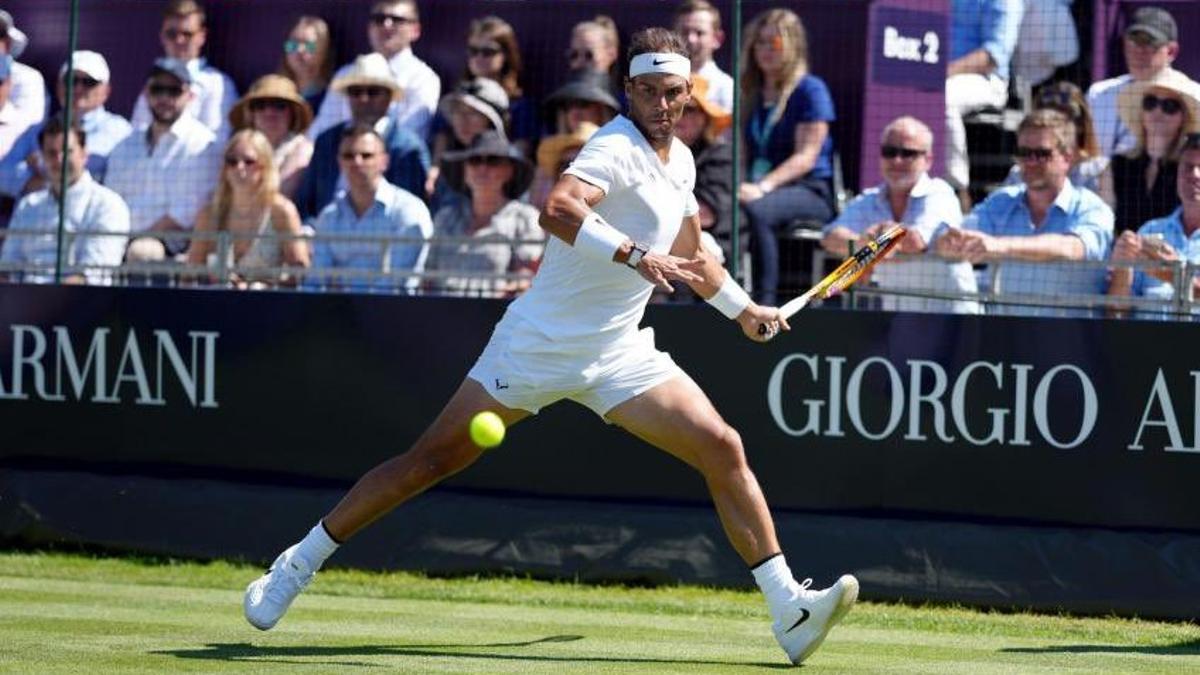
[758,225,907,338]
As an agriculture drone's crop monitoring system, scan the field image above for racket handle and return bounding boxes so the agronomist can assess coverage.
[757,296,811,335]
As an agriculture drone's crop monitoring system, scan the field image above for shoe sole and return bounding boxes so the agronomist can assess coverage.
[793,574,859,665]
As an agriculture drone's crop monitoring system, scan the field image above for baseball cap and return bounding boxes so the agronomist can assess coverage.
[59,50,111,84]
[0,10,29,59]
[1126,7,1177,46]
[149,57,192,86]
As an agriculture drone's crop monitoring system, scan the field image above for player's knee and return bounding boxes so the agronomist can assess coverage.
[701,424,748,477]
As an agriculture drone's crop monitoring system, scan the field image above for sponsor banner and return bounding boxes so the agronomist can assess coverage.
[0,286,1197,532]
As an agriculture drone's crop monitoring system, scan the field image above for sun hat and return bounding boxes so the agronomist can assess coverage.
[228,74,314,133]
[442,130,534,199]
[438,78,509,138]
[688,75,732,137]
[331,53,403,101]
[543,69,620,116]
[536,121,598,174]
[1117,68,1200,144]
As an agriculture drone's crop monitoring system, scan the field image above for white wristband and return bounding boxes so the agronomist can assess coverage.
[574,212,628,263]
[706,272,752,320]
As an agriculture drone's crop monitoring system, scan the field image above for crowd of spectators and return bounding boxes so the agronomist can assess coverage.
[0,0,1197,318]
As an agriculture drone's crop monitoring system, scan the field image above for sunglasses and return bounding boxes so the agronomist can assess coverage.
[224,156,258,168]
[1143,94,1184,115]
[249,99,291,113]
[70,76,102,89]
[370,13,416,27]
[468,45,502,59]
[1126,31,1162,48]
[162,28,199,41]
[880,145,925,160]
[346,86,389,99]
[284,39,318,55]
[339,151,378,161]
[148,83,185,98]
[467,155,507,167]
[566,48,594,63]
[1014,146,1056,162]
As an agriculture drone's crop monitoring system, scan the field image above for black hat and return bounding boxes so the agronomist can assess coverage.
[441,131,534,199]
[543,69,620,115]
[1126,7,1177,46]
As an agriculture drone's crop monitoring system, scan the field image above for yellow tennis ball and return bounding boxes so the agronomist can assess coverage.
[469,411,506,449]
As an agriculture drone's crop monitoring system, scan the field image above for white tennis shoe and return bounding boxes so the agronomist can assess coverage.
[244,544,314,630]
[772,574,859,665]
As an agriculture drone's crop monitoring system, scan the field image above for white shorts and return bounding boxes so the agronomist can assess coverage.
[467,312,682,418]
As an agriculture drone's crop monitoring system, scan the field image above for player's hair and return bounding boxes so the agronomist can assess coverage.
[163,0,206,26]
[628,27,688,61]
[462,16,523,98]
[674,0,722,31]
[880,116,933,153]
[739,9,809,129]
[372,0,419,21]
[340,122,386,148]
[38,113,87,149]
[1018,109,1076,155]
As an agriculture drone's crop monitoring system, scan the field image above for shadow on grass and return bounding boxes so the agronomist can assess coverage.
[1001,638,1200,657]
[151,635,789,669]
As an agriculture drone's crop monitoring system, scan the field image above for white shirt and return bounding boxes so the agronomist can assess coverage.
[131,58,238,139]
[308,48,441,141]
[103,114,220,233]
[10,60,46,125]
[1087,74,1137,157]
[697,59,734,113]
[508,115,699,344]
[0,100,32,160]
[0,172,130,285]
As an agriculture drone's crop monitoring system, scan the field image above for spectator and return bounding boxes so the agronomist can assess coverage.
[0,51,131,200]
[945,0,1022,203]
[0,115,129,285]
[1011,0,1079,88]
[295,53,429,223]
[427,131,542,298]
[674,75,733,265]
[308,124,432,294]
[279,15,335,115]
[228,75,314,198]
[936,110,1114,316]
[309,0,440,141]
[543,69,620,136]
[530,121,597,209]
[822,116,980,314]
[1006,81,1106,193]
[738,8,837,305]
[567,15,620,84]
[674,0,733,112]
[1088,7,1180,157]
[460,16,537,155]
[131,0,238,139]
[0,54,35,178]
[0,10,45,125]
[1108,133,1200,312]
[1098,68,1200,235]
[106,58,220,261]
[427,78,509,202]
[186,129,309,288]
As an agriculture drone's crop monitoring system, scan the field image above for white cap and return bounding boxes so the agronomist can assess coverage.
[59,50,111,83]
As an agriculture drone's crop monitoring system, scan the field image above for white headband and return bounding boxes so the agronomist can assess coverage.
[629,52,691,79]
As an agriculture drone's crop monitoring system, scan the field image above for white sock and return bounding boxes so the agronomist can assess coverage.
[751,554,802,623]
[293,521,340,571]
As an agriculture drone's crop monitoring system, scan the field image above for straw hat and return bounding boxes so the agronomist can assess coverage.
[228,75,314,133]
[1117,68,1200,144]
[536,121,598,174]
[688,75,732,137]
[442,131,534,199]
[331,53,403,101]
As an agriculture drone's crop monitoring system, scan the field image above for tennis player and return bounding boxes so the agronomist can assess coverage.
[244,27,857,665]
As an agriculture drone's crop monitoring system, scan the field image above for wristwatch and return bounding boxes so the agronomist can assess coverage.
[625,242,649,270]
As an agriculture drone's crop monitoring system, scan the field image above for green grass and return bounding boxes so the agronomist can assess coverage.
[0,550,1197,673]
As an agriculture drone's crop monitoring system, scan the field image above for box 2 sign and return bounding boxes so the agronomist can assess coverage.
[871,7,946,92]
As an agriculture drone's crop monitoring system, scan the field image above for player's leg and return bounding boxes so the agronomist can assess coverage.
[605,373,857,665]
[244,378,530,630]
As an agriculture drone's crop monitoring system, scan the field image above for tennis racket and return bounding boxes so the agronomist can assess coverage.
[759,224,908,337]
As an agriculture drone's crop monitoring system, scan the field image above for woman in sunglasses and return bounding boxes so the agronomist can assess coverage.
[186,129,309,288]
[1008,82,1107,193]
[426,131,542,298]
[228,75,314,198]
[1100,69,1200,234]
[459,16,536,156]
[278,16,335,115]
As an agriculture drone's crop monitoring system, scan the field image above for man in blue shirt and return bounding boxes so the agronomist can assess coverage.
[295,53,429,222]
[936,110,1114,316]
[1108,133,1200,313]
[0,51,131,198]
[945,0,1023,197]
[307,124,431,293]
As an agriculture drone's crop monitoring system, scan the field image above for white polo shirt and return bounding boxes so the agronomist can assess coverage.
[507,115,699,344]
